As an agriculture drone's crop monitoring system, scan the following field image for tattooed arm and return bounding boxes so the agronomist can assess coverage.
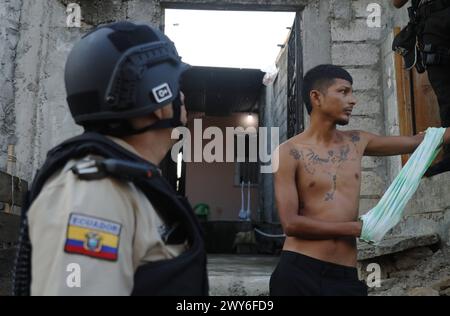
[274,144,362,240]
[363,128,450,156]
[361,131,426,156]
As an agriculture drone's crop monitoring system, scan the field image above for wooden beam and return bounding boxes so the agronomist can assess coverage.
[410,61,443,165]
[0,212,21,243]
[0,171,28,207]
[159,0,307,11]
[394,27,414,166]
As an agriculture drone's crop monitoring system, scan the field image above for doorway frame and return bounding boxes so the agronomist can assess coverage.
[159,2,306,193]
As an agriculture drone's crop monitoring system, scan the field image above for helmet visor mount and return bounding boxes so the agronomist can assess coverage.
[104,41,182,111]
[101,41,189,135]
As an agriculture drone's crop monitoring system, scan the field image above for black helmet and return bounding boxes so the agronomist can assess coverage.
[65,21,189,134]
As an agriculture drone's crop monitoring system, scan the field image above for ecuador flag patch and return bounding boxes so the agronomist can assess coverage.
[64,213,122,261]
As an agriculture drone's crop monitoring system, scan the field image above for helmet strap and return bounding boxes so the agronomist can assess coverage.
[109,93,185,137]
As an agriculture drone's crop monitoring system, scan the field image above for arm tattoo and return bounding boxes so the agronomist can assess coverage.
[349,131,361,147]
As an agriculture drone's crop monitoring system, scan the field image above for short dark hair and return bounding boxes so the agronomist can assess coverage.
[302,64,353,115]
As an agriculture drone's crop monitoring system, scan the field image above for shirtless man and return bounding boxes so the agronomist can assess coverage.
[269,64,450,296]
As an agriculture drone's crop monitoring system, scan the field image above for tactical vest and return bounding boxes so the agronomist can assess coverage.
[393,0,450,71]
[416,0,450,19]
[13,132,209,296]
[416,0,450,66]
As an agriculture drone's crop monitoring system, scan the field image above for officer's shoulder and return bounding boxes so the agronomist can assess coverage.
[50,156,135,195]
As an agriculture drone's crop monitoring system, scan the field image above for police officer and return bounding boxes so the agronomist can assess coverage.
[13,21,208,296]
[393,0,450,176]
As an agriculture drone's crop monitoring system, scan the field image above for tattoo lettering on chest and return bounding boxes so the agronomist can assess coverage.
[304,145,352,167]
[307,149,330,164]
[290,135,360,202]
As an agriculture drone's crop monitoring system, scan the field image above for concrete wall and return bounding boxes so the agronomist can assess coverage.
[302,0,332,73]
[13,0,83,182]
[0,0,22,172]
[59,0,163,25]
[397,175,450,245]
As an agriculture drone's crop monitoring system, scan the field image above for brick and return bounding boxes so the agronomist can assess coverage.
[361,170,386,196]
[340,115,384,135]
[353,91,382,116]
[347,68,380,91]
[332,0,352,20]
[359,198,380,215]
[362,156,384,169]
[332,43,379,66]
[331,19,382,42]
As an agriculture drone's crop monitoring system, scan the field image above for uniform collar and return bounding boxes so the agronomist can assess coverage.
[106,135,148,161]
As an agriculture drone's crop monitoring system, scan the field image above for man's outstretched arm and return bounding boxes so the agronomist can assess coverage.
[362,128,450,156]
[273,145,362,240]
[393,0,409,8]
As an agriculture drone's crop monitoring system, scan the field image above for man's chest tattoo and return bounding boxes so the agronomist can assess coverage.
[348,131,361,151]
[324,174,337,201]
[290,148,302,160]
[290,140,359,202]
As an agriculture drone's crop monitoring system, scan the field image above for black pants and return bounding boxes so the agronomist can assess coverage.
[421,6,450,155]
[270,251,368,296]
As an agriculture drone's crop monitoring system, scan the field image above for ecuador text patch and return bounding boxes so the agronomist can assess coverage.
[64,213,122,261]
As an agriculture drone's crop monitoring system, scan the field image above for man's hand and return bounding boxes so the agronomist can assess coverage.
[393,0,409,8]
[444,128,450,144]
[356,220,363,238]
